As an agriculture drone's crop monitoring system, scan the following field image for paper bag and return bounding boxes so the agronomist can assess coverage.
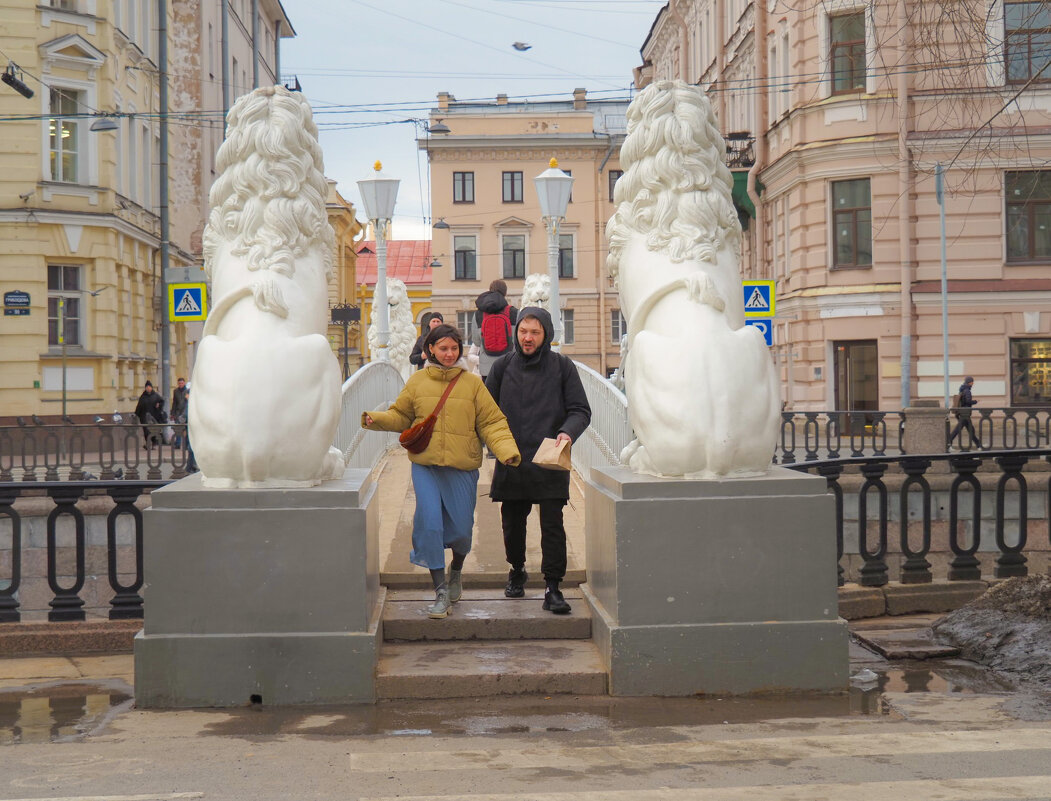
[532,437,571,471]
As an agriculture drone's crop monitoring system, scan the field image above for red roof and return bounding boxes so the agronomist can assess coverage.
[356,240,432,286]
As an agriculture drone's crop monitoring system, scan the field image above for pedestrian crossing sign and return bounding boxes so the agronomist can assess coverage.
[742,280,775,318]
[169,283,208,322]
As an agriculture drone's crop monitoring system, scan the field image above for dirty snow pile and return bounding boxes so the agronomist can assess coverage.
[933,575,1051,687]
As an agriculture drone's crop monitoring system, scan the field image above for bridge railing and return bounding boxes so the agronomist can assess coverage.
[334,361,405,470]
[571,361,633,473]
[785,450,1051,587]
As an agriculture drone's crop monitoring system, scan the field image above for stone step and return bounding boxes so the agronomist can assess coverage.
[376,639,607,699]
[383,588,591,642]
[380,568,586,590]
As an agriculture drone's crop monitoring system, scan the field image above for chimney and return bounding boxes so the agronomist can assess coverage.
[438,91,452,111]
[573,87,586,110]
[496,93,508,105]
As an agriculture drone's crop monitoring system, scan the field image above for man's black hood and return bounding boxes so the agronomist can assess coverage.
[475,290,509,314]
[514,306,554,362]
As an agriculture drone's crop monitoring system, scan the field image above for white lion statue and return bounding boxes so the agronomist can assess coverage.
[367,277,415,381]
[520,273,551,311]
[190,85,346,488]
[606,80,779,479]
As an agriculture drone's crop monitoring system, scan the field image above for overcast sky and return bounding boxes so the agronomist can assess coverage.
[280,0,661,239]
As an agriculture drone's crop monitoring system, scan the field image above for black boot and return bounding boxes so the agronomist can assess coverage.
[504,566,528,598]
[543,580,571,615]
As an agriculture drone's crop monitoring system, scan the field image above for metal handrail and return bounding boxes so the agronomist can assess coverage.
[571,361,633,475]
[334,361,405,470]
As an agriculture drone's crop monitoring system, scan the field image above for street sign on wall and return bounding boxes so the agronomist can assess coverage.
[742,280,775,318]
[169,283,207,322]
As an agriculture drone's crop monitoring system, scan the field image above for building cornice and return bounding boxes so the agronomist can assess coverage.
[0,209,161,251]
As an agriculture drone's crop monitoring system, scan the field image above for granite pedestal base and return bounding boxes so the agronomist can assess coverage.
[135,468,381,707]
[584,466,848,696]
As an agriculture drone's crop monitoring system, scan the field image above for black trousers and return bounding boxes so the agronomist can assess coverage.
[949,413,978,446]
[500,499,568,582]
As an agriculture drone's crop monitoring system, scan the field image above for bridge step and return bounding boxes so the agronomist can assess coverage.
[382,588,591,642]
[376,639,607,699]
[380,569,586,590]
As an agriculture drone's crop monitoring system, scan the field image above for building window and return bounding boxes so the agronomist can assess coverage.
[50,0,76,9]
[502,171,523,203]
[49,88,83,183]
[558,234,574,279]
[456,311,476,345]
[611,309,626,345]
[502,234,526,279]
[453,171,474,203]
[609,169,623,202]
[1011,338,1051,404]
[1006,171,1051,262]
[560,309,575,345]
[48,265,81,347]
[831,178,871,268]
[1006,2,1051,84]
[563,169,573,203]
[830,11,866,95]
[453,235,477,280]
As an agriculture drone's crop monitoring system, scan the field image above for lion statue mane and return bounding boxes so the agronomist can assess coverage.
[367,277,415,381]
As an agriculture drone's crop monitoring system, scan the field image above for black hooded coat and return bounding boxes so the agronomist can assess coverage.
[485,307,591,501]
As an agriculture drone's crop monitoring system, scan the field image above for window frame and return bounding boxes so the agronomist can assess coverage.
[1010,338,1051,405]
[1006,170,1051,263]
[47,264,83,348]
[456,311,477,344]
[502,233,526,279]
[453,234,478,281]
[608,169,623,202]
[611,309,626,345]
[502,170,524,203]
[49,87,84,184]
[829,11,867,95]
[560,308,575,346]
[830,177,872,269]
[1005,1,1051,85]
[453,171,475,203]
[558,233,575,279]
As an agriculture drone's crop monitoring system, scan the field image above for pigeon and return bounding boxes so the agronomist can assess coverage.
[512,42,531,51]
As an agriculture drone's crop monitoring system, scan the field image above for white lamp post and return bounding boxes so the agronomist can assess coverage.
[533,158,574,349]
[357,161,400,362]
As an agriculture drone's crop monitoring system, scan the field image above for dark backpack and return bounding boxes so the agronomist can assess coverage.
[481,306,513,355]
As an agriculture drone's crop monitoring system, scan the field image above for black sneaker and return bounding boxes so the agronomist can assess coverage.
[543,589,572,615]
[504,568,528,598]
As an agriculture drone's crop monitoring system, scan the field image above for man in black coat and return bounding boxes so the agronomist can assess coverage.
[134,380,165,448]
[486,306,591,614]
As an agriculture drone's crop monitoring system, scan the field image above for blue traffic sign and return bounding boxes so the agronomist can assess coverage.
[742,280,775,317]
[745,319,773,346]
[169,283,208,321]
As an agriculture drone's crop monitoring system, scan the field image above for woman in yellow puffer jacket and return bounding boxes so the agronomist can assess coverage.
[363,324,520,618]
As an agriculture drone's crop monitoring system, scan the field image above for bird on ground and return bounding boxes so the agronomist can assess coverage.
[512,42,531,51]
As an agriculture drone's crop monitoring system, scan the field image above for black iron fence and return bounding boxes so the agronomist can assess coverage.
[787,449,1051,587]
[776,407,1051,463]
[0,422,193,482]
[0,480,165,623]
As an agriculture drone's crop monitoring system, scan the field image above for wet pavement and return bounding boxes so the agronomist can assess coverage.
[1,615,1048,746]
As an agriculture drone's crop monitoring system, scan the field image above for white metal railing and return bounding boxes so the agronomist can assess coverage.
[334,362,405,470]
[572,361,633,475]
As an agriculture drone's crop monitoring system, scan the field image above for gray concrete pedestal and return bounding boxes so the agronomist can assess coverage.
[584,466,848,696]
[134,468,381,707]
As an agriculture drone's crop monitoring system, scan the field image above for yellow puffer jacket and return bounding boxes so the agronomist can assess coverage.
[362,363,521,470]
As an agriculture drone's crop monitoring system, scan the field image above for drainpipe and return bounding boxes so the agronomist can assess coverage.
[746,0,768,281]
[598,133,618,375]
[274,20,281,79]
[251,0,259,88]
[897,0,914,407]
[221,0,230,122]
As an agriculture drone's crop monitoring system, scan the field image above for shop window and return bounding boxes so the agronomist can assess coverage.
[1011,338,1051,405]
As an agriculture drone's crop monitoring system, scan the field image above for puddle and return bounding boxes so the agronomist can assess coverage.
[0,682,133,745]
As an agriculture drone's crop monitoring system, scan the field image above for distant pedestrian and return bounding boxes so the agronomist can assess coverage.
[171,377,188,447]
[184,383,198,473]
[363,324,520,619]
[475,280,517,380]
[134,381,165,448]
[409,312,443,370]
[949,376,981,450]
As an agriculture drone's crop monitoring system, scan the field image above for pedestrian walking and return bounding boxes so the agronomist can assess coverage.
[363,324,521,619]
[475,280,518,380]
[949,376,982,450]
[409,312,443,370]
[134,380,165,449]
[171,377,188,447]
[485,307,591,615]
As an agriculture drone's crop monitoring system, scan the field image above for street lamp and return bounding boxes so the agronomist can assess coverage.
[357,161,400,362]
[533,158,574,349]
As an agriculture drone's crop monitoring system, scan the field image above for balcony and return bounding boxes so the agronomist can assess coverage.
[725,131,755,168]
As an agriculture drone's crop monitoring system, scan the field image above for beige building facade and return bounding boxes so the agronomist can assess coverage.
[0,0,294,421]
[640,1,1051,412]
[423,89,630,376]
